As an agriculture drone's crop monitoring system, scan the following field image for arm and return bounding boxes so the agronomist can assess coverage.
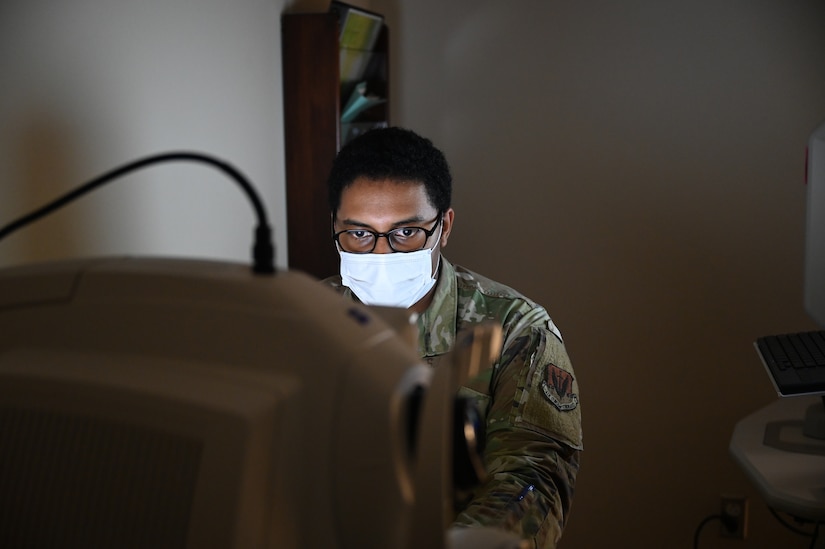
[452,326,582,548]
[453,429,580,547]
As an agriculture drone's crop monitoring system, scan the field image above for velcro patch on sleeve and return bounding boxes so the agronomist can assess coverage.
[514,328,583,450]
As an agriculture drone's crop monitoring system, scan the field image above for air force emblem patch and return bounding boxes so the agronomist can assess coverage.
[540,363,579,411]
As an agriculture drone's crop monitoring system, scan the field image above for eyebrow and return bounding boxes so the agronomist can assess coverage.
[338,214,430,229]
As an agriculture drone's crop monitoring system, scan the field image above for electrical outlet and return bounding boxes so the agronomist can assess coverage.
[719,495,749,539]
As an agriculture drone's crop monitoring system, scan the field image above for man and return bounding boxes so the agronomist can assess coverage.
[323,127,582,549]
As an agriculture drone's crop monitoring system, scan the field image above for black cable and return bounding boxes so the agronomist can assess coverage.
[693,514,723,549]
[0,151,275,275]
[769,505,824,548]
[769,506,816,537]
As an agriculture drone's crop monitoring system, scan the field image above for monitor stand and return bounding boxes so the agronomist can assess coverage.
[729,395,825,531]
[803,396,825,440]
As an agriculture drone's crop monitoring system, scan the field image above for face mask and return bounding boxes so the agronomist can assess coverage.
[339,235,441,309]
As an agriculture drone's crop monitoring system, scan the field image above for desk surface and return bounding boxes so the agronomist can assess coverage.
[730,396,825,522]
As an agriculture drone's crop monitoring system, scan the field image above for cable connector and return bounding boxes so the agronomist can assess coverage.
[252,223,275,275]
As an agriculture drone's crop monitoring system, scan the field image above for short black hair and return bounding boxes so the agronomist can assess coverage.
[327,127,452,215]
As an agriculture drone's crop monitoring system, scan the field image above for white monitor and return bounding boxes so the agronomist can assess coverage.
[804,120,825,329]
[0,257,508,549]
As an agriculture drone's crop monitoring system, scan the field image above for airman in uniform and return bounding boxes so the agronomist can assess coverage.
[324,127,582,549]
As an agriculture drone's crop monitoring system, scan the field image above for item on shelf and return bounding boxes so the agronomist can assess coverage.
[330,1,383,51]
[330,1,384,86]
[341,81,386,123]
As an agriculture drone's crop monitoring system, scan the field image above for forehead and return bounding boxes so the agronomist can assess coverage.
[338,177,435,220]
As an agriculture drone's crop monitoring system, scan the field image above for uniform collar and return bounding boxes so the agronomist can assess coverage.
[417,255,458,358]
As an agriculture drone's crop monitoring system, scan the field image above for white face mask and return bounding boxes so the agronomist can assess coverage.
[339,234,441,309]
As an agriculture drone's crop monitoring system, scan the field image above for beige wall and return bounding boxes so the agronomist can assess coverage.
[374,0,825,547]
[0,0,290,269]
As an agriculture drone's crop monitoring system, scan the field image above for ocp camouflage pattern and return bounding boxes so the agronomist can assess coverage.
[324,257,582,549]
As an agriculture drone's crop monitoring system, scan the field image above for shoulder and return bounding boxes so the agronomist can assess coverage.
[321,274,358,302]
[451,263,562,341]
[452,264,524,299]
[321,274,342,287]
[449,265,582,448]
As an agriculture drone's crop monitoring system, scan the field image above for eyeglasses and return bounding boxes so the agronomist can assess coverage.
[334,212,442,254]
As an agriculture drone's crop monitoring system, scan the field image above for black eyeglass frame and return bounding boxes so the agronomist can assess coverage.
[333,212,443,254]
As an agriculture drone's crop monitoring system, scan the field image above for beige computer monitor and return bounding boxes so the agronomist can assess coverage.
[0,257,491,548]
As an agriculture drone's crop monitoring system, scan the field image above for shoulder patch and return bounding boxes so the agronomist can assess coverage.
[514,328,583,449]
[540,363,579,411]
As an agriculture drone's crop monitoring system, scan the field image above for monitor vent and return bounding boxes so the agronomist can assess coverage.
[0,406,203,548]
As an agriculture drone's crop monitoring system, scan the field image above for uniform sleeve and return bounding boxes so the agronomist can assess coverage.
[452,324,582,549]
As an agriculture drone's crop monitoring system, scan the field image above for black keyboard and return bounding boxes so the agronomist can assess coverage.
[756,330,825,396]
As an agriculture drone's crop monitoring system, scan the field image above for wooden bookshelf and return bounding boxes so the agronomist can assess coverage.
[281,10,389,280]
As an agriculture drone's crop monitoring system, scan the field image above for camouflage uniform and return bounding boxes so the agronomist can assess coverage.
[324,257,582,549]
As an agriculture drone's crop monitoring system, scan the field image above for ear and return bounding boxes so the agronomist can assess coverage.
[440,208,455,248]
